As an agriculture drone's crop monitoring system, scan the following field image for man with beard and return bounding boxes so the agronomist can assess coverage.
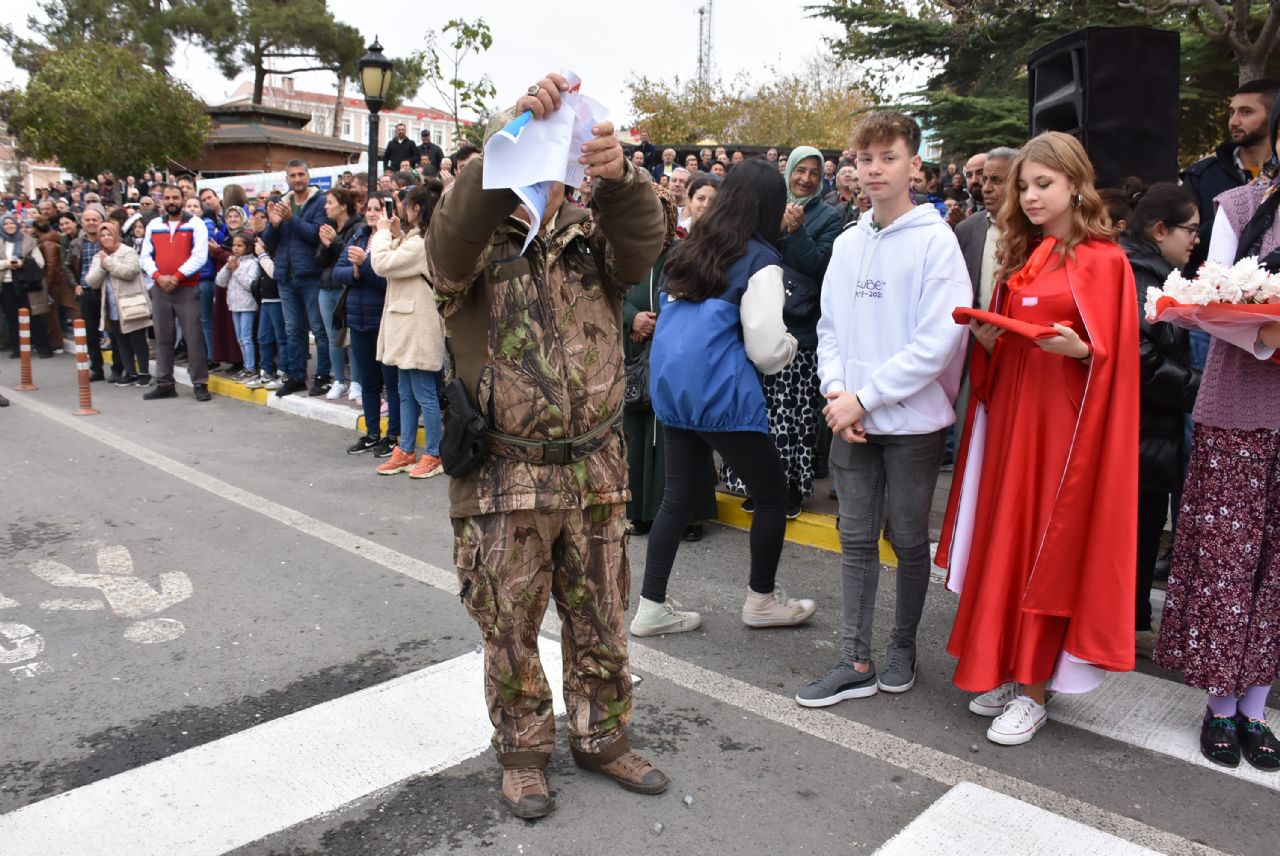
[139,184,210,401]
[1183,78,1280,275]
[962,152,986,213]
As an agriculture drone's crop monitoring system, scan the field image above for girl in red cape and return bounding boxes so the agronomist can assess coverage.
[936,132,1139,747]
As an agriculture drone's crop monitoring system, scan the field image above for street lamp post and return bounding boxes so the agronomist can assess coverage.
[358,38,394,197]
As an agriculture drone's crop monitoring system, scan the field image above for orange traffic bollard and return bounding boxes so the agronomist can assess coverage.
[72,318,98,416]
[16,307,37,391]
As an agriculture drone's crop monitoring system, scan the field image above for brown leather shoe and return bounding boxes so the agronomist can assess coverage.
[501,767,555,819]
[574,750,670,795]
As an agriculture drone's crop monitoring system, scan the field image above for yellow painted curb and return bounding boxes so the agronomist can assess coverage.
[206,374,271,404]
[714,491,897,565]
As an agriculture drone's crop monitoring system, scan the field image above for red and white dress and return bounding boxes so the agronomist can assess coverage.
[937,237,1140,694]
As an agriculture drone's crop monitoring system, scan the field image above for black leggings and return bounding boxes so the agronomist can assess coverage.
[641,426,786,602]
[1136,487,1169,632]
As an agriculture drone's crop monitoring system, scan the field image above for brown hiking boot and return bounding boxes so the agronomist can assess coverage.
[574,750,670,795]
[501,767,555,819]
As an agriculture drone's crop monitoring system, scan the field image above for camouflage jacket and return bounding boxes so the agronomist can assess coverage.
[428,152,665,519]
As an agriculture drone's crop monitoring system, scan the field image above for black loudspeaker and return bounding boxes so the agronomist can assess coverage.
[1027,27,1180,187]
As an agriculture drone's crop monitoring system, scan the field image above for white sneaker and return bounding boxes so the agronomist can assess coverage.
[244,372,264,389]
[348,381,362,402]
[325,381,348,400]
[629,596,701,637]
[741,586,816,628]
[969,682,1019,717]
[986,696,1047,746]
[263,373,284,390]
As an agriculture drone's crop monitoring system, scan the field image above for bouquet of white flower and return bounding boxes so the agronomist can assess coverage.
[1145,257,1280,362]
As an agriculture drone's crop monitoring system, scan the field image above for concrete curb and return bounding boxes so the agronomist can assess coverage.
[164,362,889,561]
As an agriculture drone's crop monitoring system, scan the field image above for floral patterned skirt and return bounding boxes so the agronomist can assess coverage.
[1154,424,1280,696]
[722,346,818,499]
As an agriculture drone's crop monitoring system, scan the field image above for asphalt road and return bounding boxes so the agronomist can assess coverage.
[0,359,1275,856]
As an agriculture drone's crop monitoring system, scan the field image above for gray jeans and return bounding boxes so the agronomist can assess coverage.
[151,285,207,387]
[830,429,946,665]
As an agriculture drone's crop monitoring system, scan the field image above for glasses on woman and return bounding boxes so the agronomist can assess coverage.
[1168,222,1199,236]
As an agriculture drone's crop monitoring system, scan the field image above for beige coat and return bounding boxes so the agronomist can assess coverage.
[85,245,154,334]
[371,227,446,372]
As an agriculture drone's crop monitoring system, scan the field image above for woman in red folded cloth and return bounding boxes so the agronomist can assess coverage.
[936,132,1139,747]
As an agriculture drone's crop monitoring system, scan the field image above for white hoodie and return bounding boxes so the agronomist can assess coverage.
[816,204,972,435]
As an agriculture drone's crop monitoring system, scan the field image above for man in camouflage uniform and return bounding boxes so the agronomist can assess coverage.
[428,72,669,819]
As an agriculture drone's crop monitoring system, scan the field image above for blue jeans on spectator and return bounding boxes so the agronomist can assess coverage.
[349,326,399,440]
[278,277,329,381]
[257,301,285,375]
[232,310,257,372]
[317,287,348,384]
[198,277,215,359]
[397,368,442,456]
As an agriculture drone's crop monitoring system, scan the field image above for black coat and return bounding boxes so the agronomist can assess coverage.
[1181,141,1247,275]
[1122,236,1200,493]
[383,137,419,173]
[314,215,366,290]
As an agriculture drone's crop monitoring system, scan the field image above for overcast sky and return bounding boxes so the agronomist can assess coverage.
[1,0,852,125]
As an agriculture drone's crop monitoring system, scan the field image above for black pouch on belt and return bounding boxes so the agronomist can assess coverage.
[440,375,490,477]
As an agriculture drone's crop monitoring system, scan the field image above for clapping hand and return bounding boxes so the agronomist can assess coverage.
[318,223,336,246]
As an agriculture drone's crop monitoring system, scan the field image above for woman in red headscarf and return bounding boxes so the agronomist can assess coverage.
[937,132,1140,747]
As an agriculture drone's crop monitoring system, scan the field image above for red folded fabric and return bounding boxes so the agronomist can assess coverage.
[952,307,1070,340]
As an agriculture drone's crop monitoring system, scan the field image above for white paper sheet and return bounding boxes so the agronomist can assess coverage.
[482,72,610,253]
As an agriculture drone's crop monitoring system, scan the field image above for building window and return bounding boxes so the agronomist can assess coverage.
[342,117,351,137]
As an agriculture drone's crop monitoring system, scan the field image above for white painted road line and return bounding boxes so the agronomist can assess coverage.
[0,386,1233,856]
[874,783,1161,856]
[0,644,565,856]
[1052,669,1280,791]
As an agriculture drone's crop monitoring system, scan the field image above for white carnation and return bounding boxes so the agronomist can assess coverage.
[1226,256,1269,302]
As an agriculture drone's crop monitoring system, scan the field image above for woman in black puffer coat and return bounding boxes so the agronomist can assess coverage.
[1120,183,1202,650]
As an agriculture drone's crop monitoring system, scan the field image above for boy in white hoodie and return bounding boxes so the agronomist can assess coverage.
[796,111,971,707]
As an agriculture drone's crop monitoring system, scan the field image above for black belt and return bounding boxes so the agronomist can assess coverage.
[486,407,623,465]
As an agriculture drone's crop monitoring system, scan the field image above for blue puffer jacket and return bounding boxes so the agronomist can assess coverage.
[198,217,226,280]
[330,224,387,332]
[649,238,779,434]
[262,188,326,282]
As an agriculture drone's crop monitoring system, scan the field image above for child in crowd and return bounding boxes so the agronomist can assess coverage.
[214,230,260,383]
[251,235,284,390]
[796,111,970,708]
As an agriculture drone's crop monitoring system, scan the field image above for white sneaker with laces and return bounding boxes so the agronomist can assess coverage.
[741,586,816,628]
[348,381,362,401]
[986,695,1047,746]
[969,682,1019,717]
[629,596,701,637]
[325,381,348,400]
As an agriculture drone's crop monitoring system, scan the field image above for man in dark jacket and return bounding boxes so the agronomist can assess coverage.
[263,160,330,397]
[419,129,444,175]
[382,124,418,175]
[1182,78,1280,275]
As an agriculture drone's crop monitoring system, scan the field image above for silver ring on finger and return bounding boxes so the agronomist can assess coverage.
[527,85,540,96]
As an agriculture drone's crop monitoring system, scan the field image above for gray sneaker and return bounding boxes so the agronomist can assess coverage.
[877,645,916,693]
[795,661,878,707]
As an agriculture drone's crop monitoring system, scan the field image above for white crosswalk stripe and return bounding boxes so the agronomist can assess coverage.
[1053,669,1279,790]
[0,645,565,856]
[875,783,1161,856]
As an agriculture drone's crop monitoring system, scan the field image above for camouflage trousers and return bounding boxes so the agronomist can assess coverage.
[452,503,634,769]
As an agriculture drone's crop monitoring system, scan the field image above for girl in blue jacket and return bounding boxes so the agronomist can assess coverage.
[632,159,817,638]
